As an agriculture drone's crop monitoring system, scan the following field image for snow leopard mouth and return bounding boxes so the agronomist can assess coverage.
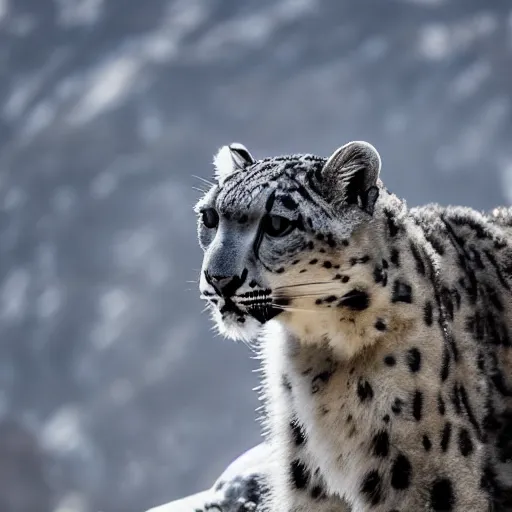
[236,289,285,323]
[202,289,286,324]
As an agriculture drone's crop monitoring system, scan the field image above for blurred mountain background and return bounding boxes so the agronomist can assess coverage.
[0,0,511,511]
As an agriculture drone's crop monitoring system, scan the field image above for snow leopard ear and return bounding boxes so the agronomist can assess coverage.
[320,141,381,215]
[213,143,255,182]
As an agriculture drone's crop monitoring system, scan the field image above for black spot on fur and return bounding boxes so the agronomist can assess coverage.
[390,248,400,266]
[458,428,473,457]
[410,242,426,276]
[424,301,433,326]
[392,398,403,415]
[249,280,258,288]
[459,385,482,440]
[407,348,422,373]
[274,297,291,306]
[342,275,350,283]
[392,280,413,303]
[280,195,298,210]
[438,393,446,415]
[372,431,390,458]
[391,454,412,490]
[323,261,332,269]
[384,209,400,237]
[430,478,455,511]
[312,370,332,394]
[360,470,382,505]
[290,459,310,489]
[281,374,292,392]
[413,390,423,421]
[311,485,324,500]
[290,419,306,446]
[484,249,511,291]
[357,379,374,402]
[309,259,318,264]
[338,289,370,310]
[451,385,462,415]
[384,355,396,366]
[441,347,450,381]
[373,264,388,286]
[423,434,432,451]
[324,295,337,303]
[441,422,452,452]
[383,414,390,424]
[276,267,285,273]
[375,319,387,331]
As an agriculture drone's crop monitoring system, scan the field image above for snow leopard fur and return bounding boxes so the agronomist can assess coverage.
[195,140,512,511]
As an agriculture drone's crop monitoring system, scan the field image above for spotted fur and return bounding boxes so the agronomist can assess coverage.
[196,141,512,511]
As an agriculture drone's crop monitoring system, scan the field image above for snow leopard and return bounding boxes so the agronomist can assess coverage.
[195,140,512,511]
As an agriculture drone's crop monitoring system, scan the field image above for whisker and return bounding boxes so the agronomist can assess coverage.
[200,295,218,301]
[192,186,208,194]
[273,305,319,313]
[276,290,341,299]
[273,281,342,290]
[192,175,215,187]
[274,289,344,298]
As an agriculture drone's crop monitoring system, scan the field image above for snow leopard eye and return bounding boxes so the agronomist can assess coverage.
[201,208,219,229]
[263,214,294,238]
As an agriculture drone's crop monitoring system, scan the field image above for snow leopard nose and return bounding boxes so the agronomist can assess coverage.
[210,275,236,290]
[204,269,248,298]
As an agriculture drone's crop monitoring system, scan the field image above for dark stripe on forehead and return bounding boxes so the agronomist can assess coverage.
[216,155,327,214]
[223,155,323,196]
[219,163,283,203]
[265,190,276,212]
[218,161,304,209]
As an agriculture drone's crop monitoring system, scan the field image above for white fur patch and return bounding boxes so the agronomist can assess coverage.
[213,143,253,183]
[213,145,237,181]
